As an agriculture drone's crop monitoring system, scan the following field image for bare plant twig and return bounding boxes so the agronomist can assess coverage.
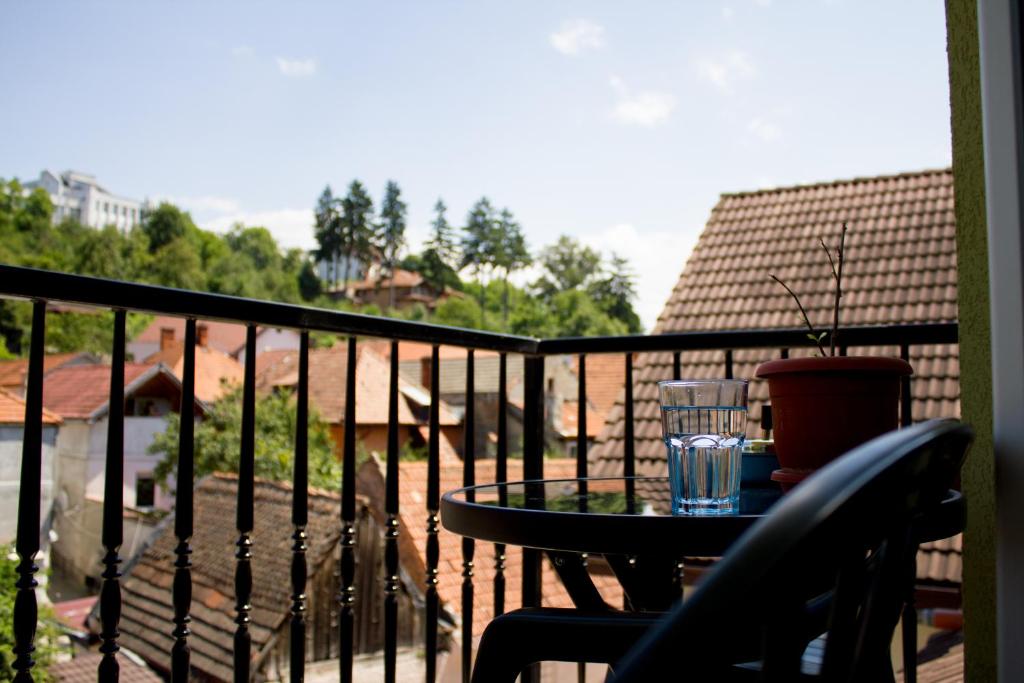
[770,274,826,356]
[830,224,848,356]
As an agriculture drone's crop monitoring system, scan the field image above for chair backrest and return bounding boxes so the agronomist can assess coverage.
[612,419,972,682]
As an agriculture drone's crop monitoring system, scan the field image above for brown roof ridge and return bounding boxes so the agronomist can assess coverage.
[206,470,358,504]
[720,166,952,199]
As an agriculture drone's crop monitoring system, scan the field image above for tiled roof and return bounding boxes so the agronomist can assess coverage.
[349,268,424,291]
[359,457,623,637]
[144,342,244,402]
[51,652,161,683]
[256,343,461,427]
[558,400,603,439]
[0,352,98,394]
[42,363,160,420]
[590,168,961,581]
[134,317,249,356]
[113,474,349,682]
[572,354,626,426]
[0,387,61,424]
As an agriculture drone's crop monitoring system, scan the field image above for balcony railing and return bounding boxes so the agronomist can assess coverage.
[3,264,959,683]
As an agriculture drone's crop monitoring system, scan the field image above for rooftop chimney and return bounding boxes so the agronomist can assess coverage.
[197,324,209,348]
[159,327,175,351]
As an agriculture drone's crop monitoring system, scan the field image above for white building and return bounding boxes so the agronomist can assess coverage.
[43,361,206,591]
[23,169,143,230]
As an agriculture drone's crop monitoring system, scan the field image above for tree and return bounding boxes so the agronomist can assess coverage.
[1,545,64,681]
[339,180,376,287]
[493,208,531,328]
[533,235,602,298]
[588,253,643,333]
[141,203,196,253]
[298,259,322,301]
[378,180,408,309]
[424,198,459,270]
[150,385,340,490]
[313,185,342,288]
[461,197,498,325]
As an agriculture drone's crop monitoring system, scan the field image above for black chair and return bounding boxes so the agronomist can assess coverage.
[471,420,971,682]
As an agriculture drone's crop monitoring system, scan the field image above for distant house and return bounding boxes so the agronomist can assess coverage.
[256,343,463,459]
[372,341,607,459]
[0,388,61,545]
[23,169,143,229]
[43,362,206,591]
[128,318,301,366]
[0,351,99,398]
[332,267,459,311]
[591,168,961,594]
[142,329,244,403]
[106,473,427,681]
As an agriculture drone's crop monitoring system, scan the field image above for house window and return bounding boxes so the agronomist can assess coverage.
[136,474,156,508]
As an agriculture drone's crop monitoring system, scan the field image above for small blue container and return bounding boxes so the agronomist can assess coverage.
[741,441,779,487]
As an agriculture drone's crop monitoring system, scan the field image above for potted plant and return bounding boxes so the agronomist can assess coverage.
[755,225,912,488]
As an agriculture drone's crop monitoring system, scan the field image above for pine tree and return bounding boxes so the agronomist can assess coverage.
[588,252,642,333]
[494,207,531,328]
[338,180,376,290]
[313,185,341,287]
[378,180,407,309]
[461,197,497,324]
[424,198,459,269]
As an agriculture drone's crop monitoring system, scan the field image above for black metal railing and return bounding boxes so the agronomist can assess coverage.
[3,264,959,683]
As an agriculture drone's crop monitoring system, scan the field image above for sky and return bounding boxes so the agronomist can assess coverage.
[0,1,953,330]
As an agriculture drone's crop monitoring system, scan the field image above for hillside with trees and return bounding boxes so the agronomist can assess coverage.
[0,176,642,357]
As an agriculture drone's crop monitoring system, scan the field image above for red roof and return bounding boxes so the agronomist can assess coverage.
[0,352,97,394]
[134,316,249,356]
[144,342,243,402]
[359,457,623,637]
[42,363,163,419]
[0,388,61,425]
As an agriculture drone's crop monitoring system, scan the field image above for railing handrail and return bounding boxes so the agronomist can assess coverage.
[0,264,959,356]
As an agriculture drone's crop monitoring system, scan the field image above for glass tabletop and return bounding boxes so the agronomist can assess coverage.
[448,476,782,518]
[441,477,786,556]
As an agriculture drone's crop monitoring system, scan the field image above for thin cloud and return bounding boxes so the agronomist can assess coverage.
[609,76,675,127]
[276,57,317,78]
[722,7,736,20]
[550,19,606,56]
[748,117,782,142]
[162,196,242,214]
[231,46,254,58]
[695,51,755,93]
[204,208,317,250]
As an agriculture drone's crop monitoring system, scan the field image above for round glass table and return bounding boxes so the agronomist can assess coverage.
[441,476,965,611]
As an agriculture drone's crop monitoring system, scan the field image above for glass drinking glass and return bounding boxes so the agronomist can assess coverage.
[658,379,749,515]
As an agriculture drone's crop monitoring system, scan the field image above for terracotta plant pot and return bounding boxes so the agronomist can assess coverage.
[755,356,912,477]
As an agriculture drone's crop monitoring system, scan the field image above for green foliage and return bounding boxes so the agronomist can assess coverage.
[0,545,63,681]
[141,203,196,253]
[378,181,407,265]
[424,198,459,271]
[313,185,342,287]
[586,253,642,334]
[0,179,318,355]
[149,385,340,490]
[339,180,376,284]
[534,235,602,298]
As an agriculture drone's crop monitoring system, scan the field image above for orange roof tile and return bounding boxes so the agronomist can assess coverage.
[348,268,424,291]
[572,354,626,425]
[0,352,98,393]
[0,388,61,425]
[144,342,244,402]
[359,457,623,637]
[256,344,461,427]
[592,168,961,583]
[133,316,251,356]
[42,363,158,419]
